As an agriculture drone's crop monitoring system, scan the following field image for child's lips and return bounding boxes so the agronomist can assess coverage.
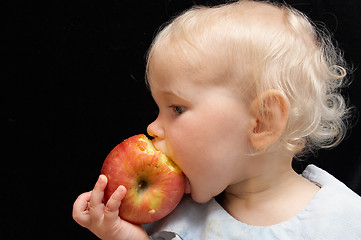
[151,139,190,193]
[184,176,191,194]
[152,139,166,155]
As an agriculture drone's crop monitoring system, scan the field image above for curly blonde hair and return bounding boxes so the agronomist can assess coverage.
[146,0,351,156]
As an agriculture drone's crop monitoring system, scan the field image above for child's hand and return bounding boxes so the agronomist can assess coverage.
[72,175,150,240]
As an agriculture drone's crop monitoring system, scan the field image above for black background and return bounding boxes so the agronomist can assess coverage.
[4,0,361,239]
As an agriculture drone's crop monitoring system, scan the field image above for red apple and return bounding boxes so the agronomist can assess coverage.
[101,134,185,225]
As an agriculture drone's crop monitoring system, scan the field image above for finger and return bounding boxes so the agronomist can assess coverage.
[89,175,107,209]
[72,191,92,226]
[74,191,92,212]
[104,185,127,220]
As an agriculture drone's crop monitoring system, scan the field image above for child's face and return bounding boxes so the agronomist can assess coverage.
[147,52,253,203]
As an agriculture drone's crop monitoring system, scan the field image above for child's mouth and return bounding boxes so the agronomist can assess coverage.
[150,138,190,193]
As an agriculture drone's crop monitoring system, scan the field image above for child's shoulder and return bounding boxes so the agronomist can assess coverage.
[294,164,361,239]
[301,164,361,220]
[302,164,361,203]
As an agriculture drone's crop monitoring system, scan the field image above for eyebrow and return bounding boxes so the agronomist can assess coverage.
[157,89,189,103]
[157,88,181,97]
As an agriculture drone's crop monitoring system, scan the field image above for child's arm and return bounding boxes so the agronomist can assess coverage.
[72,175,150,240]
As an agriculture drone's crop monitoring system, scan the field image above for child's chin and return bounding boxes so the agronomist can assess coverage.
[190,191,214,204]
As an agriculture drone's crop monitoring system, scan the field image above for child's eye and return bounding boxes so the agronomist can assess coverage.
[170,105,185,115]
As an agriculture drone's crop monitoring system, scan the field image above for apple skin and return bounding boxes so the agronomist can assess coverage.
[101,134,185,225]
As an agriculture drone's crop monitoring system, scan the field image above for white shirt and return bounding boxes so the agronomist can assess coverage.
[146,165,361,239]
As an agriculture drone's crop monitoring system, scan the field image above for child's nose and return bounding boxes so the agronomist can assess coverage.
[147,116,164,139]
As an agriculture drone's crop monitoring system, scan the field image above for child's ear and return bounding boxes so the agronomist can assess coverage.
[248,90,289,150]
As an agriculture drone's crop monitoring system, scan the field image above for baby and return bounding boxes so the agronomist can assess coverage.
[72,1,361,239]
